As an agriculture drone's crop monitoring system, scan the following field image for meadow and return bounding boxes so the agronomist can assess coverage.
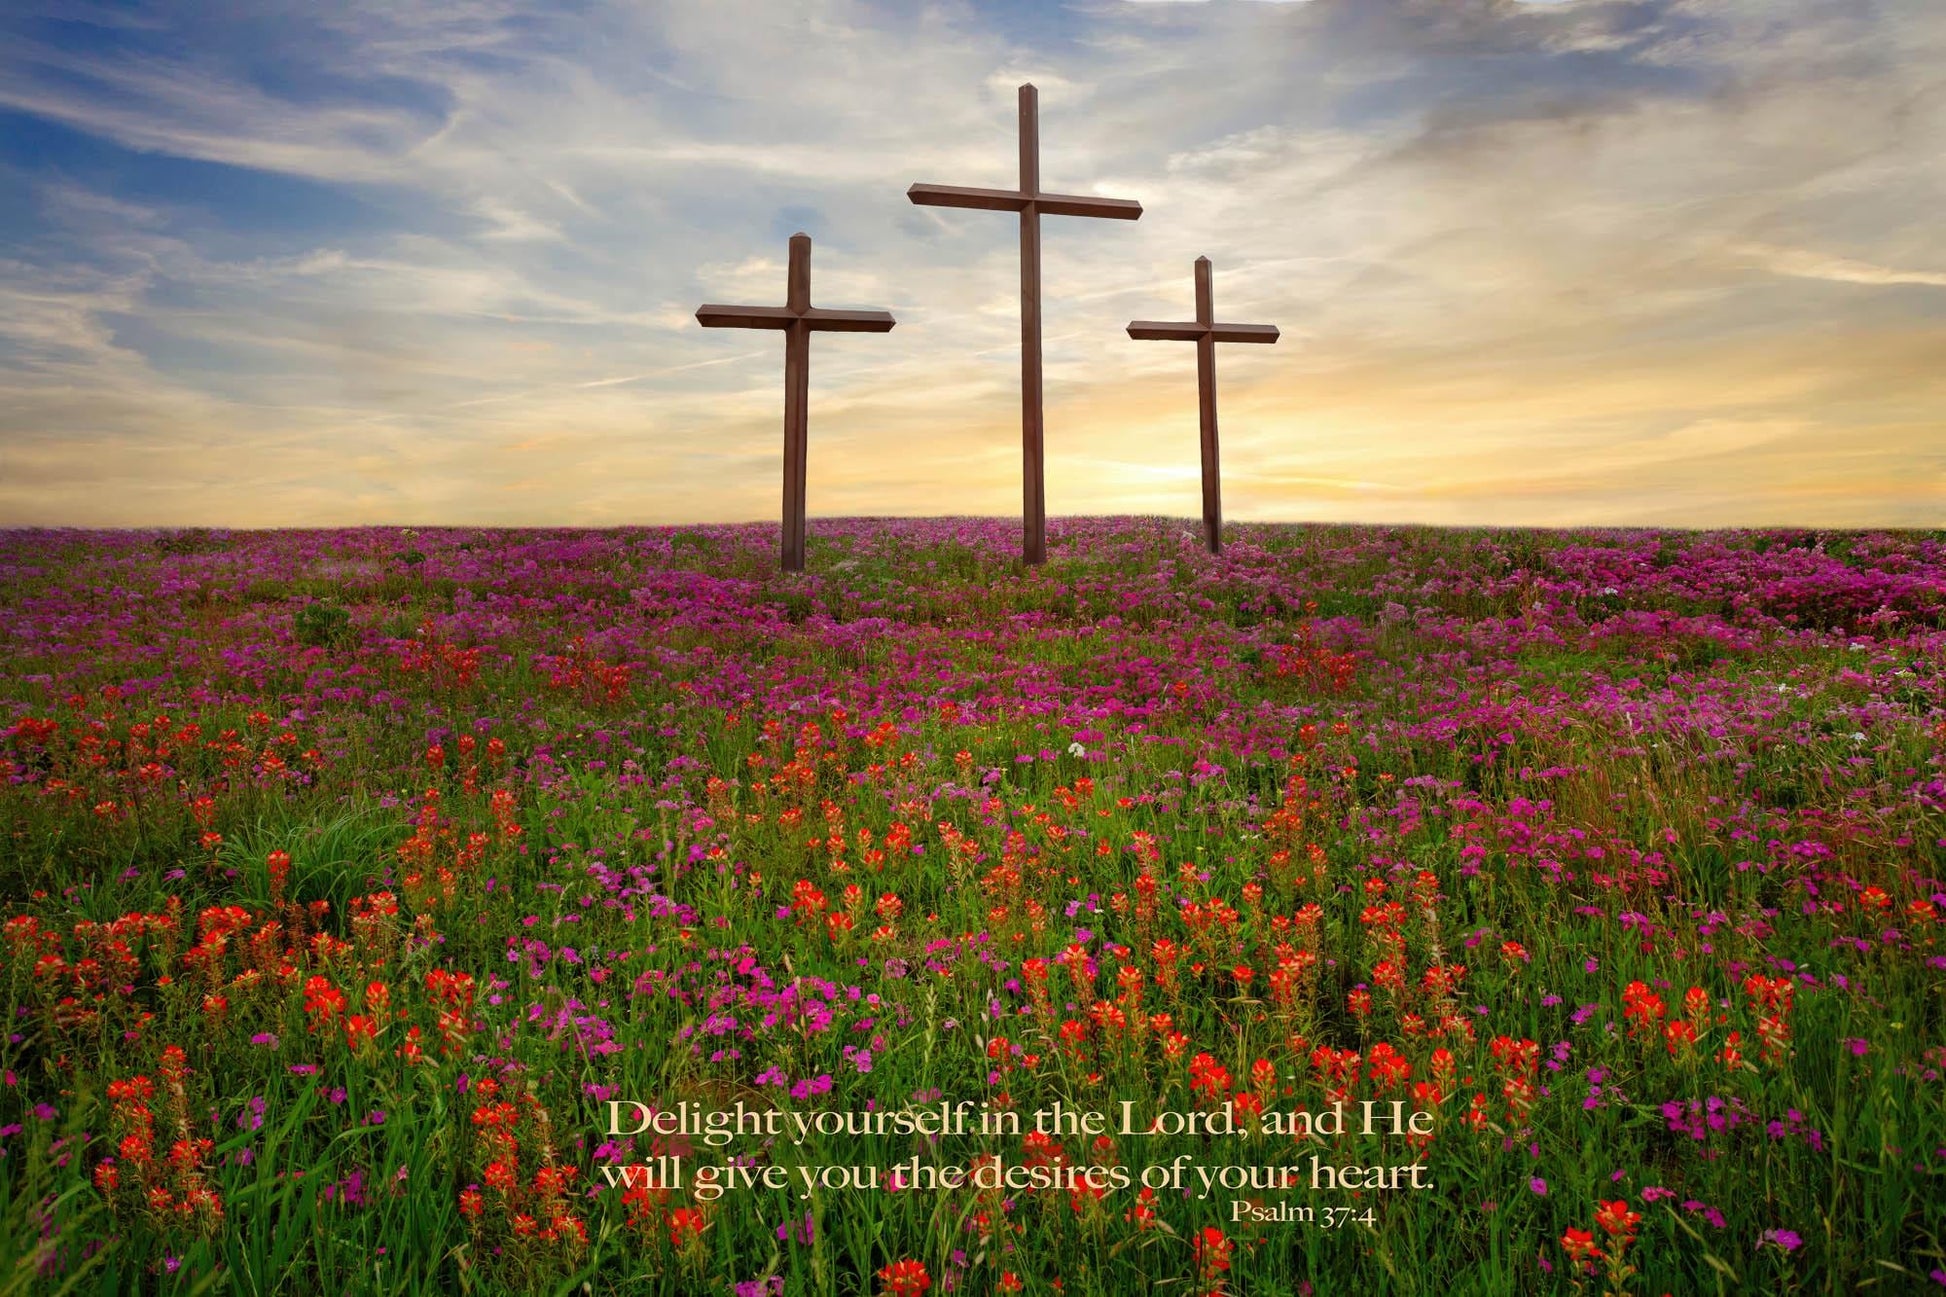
[0,517,1941,1296]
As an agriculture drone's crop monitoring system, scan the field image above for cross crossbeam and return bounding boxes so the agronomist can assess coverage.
[909,83,1142,565]
[696,232,894,571]
[1126,257,1278,555]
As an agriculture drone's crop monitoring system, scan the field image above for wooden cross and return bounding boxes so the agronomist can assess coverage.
[696,232,895,572]
[1127,257,1278,555]
[909,83,1142,566]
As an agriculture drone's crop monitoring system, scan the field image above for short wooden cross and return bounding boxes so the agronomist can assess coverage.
[696,232,895,572]
[910,83,1142,566]
[1127,257,1278,555]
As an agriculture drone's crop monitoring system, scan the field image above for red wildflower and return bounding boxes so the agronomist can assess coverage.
[877,1258,931,1297]
[1194,1225,1233,1280]
[667,1206,709,1249]
[1561,1226,1603,1268]
[1595,1199,1641,1241]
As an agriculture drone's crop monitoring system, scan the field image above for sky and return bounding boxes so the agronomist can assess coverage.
[0,0,1941,531]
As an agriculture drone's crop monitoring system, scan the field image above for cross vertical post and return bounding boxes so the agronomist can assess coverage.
[1127,257,1279,555]
[696,233,896,572]
[1194,257,1219,556]
[1018,87,1043,563]
[910,84,1142,565]
[782,237,812,570]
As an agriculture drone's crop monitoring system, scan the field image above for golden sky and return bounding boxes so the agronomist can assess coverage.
[1,0,1941,529]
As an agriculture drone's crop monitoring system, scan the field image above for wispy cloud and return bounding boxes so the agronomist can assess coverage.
[1735,242,1946,289]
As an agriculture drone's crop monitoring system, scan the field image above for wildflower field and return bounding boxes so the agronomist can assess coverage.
[1,517,1943,1296]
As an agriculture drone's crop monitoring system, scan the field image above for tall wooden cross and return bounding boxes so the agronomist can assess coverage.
[1127,257,1278,555]
[909,83,1142,566]
[696,232,895,572]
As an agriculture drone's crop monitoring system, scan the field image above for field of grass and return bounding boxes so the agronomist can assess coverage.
[0,517,1942,1295]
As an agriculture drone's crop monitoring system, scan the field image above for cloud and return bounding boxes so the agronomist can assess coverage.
[1734,242,1946,289]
